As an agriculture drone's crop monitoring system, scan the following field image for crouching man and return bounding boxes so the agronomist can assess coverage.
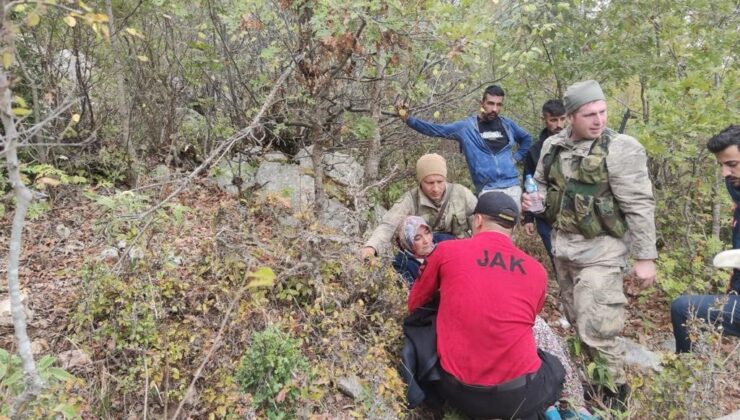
[407,192,565,419]
[359,153,477,276]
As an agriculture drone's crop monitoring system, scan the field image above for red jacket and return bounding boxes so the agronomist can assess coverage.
[408,231,547,386]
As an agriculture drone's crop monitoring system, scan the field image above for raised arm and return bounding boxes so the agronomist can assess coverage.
[406,116,467,142]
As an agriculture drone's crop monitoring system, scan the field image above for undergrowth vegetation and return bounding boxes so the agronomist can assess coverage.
[0,349,82,418]
[629,313,740,419]
[62,188,408,417]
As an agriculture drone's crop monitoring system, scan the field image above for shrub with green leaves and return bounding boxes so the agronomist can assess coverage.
[235,323,308,417]
[0,349,82,418]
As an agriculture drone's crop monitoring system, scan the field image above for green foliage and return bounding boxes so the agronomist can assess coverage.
[341,114,377,141]
[0,349,82,418]
[3,163,89,220]
[630,314,738,419]
[21,163,87,186]
[234,323,309,418]
[586,354,617,394]
[77,146,131,186]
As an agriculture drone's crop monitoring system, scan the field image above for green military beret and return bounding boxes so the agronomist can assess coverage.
[564,80,605,114]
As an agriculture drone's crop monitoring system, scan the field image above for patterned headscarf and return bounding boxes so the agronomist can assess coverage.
[395,215,432,255]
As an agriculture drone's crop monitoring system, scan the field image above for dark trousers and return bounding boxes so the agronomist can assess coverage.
[535,218,553,258]
[671,294,740,353]
[437,350,565,420]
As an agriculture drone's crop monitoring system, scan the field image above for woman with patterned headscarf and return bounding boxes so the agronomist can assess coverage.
[392,215,454,287]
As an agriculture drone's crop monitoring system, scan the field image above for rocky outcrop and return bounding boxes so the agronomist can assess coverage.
[209,147,364,235]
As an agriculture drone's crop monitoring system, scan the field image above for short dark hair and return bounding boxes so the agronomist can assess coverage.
[542,99,565,117]
[483,85,506,99]
[706,125,740,153]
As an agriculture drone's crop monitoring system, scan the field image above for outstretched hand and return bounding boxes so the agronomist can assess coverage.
[359,246,376,261]
[395,99,410,123]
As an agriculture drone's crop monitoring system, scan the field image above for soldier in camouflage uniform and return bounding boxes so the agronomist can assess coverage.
[522,80,657,401]
[359,153,477,259]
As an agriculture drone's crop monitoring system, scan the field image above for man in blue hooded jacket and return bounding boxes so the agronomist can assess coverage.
[671,124,740,352]
[399,85,532,205]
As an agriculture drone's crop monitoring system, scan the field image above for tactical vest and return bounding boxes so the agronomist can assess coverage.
[541,129,628,239]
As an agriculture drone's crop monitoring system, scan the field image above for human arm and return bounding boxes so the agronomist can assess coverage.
[406,116,468,142]
[607,135,658,288]
[363,192,415,256]
[532,138,554,201]
[408,248,444,312]
[462,186,478,233]
[606,135,658,262]
[509,120,533,162]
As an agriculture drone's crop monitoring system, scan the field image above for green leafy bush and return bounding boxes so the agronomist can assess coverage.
[0,349,82,418]
[630,313,739,419]
[234,323,308,418]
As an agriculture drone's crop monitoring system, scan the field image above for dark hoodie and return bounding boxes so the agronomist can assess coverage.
[522,128,553,224]
[726,179,740,292]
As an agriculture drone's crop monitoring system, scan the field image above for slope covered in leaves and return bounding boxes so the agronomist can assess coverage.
[1,180,408,418]
[1,178,739,418]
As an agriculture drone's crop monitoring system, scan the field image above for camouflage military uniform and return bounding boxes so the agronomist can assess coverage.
[364,182,477,255]
[534,127,657,384]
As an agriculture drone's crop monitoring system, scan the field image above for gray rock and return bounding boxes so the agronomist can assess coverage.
[0,291,33,327]
[295,146,364,188]
[319,198,359,236]
[255,161,315,211]
[715,410,740,420]
[208,158,257,196]
[177,108,208,143]
[337,375,364,400]
[167,253,183,266]
[99,247,119,261]
[58,349,92,370]
[128,246,145,261]
[55,224,71,240]
[152,164,171,180]
[264,151,288,163]
[621,338,662,372]
[277,215,300,228]
[659,337,676,353]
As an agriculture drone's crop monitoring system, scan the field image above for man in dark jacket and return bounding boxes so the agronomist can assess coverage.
[671,124,740,352]
[522,99,567,259]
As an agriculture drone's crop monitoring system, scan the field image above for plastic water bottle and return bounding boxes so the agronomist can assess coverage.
[524,175,544,213]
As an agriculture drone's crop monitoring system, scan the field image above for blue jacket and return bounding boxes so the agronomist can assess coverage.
[407,115,532,193]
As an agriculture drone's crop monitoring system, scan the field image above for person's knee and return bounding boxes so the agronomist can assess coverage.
[583,289,626,340]
[670,295,691,322]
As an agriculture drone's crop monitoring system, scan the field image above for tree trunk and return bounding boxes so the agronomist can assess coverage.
[0,67,45,417]
[310,126,327,214]
[363,46,385,186]
[106,0,139,187]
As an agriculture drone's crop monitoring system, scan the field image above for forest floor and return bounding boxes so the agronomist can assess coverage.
[1,179,738,418]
